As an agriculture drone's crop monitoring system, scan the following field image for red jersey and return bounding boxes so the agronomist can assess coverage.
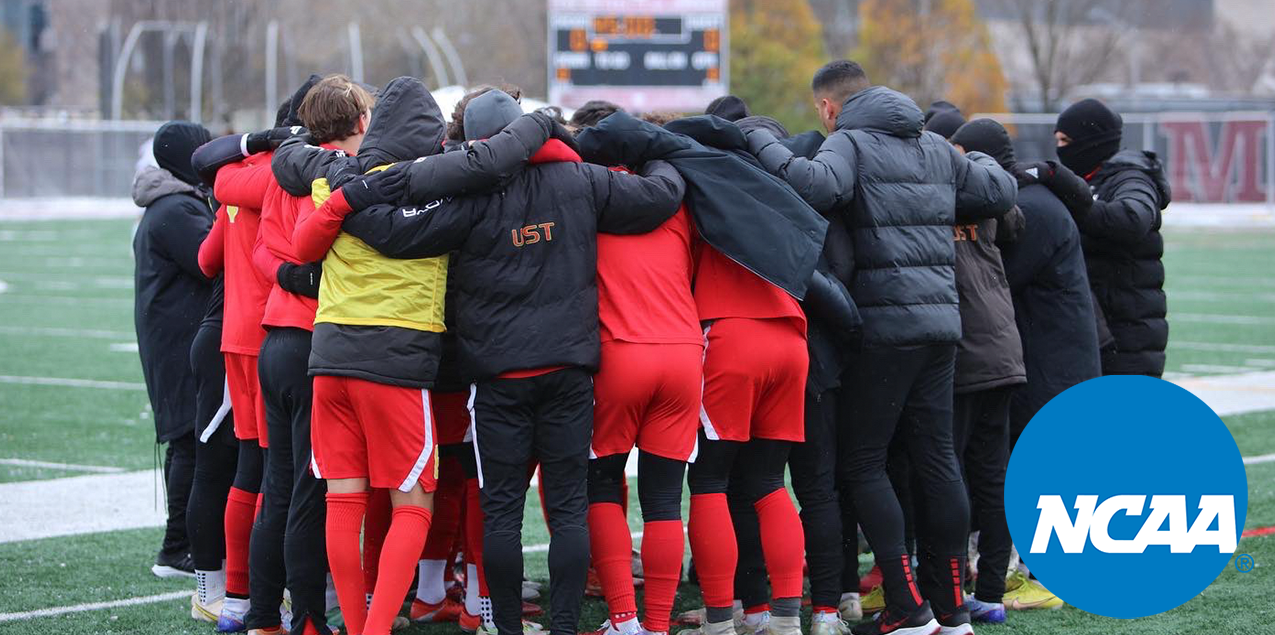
[209,152,274,355]
[256,180,319,331]
[692,232,806,330]
[596,202,701,346]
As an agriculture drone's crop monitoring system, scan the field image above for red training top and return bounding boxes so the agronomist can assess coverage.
[692,231,806,331]
[596,167,701,346]
[256,178,320,332]
[203,151,274,355]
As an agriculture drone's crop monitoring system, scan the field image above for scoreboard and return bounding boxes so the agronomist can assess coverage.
[547,0,728,113]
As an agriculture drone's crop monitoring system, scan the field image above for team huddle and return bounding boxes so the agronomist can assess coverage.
[131,59,1171,635]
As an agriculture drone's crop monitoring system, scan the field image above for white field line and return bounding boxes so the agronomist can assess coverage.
[1244,453,1275,465]
[1173,313,1275,326]
[0,375,145,390]
[0,325,134,339]
[1171,290,1275,303]
[0,294,132,306]
[0,591,191,623]
[0,279,7,294]
[1171,276,1275,289]
[1171,370,1275,417]
[1180,363,1262,375]
[1171,341,1275,355]
[0,458,126,474]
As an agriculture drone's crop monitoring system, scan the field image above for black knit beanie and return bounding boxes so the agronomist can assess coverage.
[705,95,750,122]
[950,118,1016,170]
[1055,98,1122,176]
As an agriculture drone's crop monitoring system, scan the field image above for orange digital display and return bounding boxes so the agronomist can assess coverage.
[592,15,658,38]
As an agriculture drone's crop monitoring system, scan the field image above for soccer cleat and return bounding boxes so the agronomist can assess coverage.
[192,593,223,623]
[859,566,883,596]
[522,583,541,601]
[392,615,411,631]
[812,612,852,635]
[962,597,1004,625]
[861,586,885,616]
[411,596,464,622]
[523,601,543,617]
[840,593,864,622]
[850,601,939,635]
[217,598,249,633]
[476,621,544,635]
[246,628,285,635]
[936,610,973,635]
[153,551,197,579]
[460,607,482,633]
[582,618,642,635]
[1002,572,1063,610]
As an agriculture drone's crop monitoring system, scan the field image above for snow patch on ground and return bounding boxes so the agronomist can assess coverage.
[1161,203,1275,228]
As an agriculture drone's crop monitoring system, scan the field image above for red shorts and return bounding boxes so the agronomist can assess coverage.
[225,353,266,445]
[592,341,702,461]
[700,317,808,443]
[431,391,471,446]
[310,375,438,493]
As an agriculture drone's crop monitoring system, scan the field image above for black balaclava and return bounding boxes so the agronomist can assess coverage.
[463,90,523,142]
[950,118,1016,171]
[153,121,212,187]
[924,109,967,140]
[1055,98,1122,176]
[705,95,750,122]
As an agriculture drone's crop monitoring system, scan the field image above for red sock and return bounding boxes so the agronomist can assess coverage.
[688,493,737,610]
[756,489,806,599]
[640,519,685,633]
[588,502,637,623]
[224,486,257,596]
[363,488,392,592]
[366,505,433,635]
[465,477,489,596]
[422,458,464,559]
[326,491,369,635]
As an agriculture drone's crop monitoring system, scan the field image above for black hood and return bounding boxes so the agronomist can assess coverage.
[664,115,748,152]
[1100,150,1172,210]
[836,86,924,138]
[735,115,790,139]
[153,121,212,187]
[704,95,750,122]
[357,76,446,166]
[578,111,692,167]
[951,118,1016,170]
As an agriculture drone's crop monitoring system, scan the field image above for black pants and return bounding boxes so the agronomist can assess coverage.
[790,388,844,610]
[473,368,593,635]
[247,341,290,629]
[259,327,328,632]
[188,320,238,571]
[953,387,1014,604]
[840,344,968,617]
[161,431,196,559]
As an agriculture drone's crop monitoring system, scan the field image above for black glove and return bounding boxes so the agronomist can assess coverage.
[244,126,305,154]
[284,74,323,127]
[341,165,410,211]
[1016,160,1094,219]
[277,261,322,298]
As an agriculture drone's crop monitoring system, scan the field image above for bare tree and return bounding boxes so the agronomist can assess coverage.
[997,0,1129,111]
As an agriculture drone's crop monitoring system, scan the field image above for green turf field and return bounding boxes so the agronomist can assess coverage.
[0,218,1272,634]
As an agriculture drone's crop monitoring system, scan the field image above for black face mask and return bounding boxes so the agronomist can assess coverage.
[1057,132,1121,177]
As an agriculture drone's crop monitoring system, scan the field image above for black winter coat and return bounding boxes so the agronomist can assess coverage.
[953,207,1025,394]
[342,148,685,382]
[1079,150,1172,376]
[748,86,1018,347]
[576,112,828,300]
[999,184,1102,427]
[132,167,214,442]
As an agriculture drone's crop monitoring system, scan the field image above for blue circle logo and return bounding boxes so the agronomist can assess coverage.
[1005,376,1248,618]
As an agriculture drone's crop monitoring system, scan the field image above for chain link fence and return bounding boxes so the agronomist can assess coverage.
[0,120,162,199]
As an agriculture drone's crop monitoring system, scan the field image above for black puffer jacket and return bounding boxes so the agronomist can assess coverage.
[1078,150,1172,377]
[747,86,1018,347]
[341,144,685,381]
[999,184,1101,428]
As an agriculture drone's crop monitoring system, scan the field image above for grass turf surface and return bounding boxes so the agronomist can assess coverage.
[0,219,1273,633]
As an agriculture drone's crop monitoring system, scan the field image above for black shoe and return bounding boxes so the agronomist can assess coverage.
[936,610,972,635]
[852,601,939,635]
[152,551,196,578]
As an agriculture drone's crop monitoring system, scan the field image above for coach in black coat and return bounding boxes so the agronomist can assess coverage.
[132,120,213,573]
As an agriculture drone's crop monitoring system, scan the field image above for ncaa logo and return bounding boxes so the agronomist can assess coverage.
[1005,376,1248,618]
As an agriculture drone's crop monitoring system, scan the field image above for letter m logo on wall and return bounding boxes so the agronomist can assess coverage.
[1160,117,1269,203]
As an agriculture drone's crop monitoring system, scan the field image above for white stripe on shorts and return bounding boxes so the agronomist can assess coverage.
[467,383,485,489]
[698,324,720,441]
[310,451,321,479]
[397,389,435,492]
[199,377,233,443]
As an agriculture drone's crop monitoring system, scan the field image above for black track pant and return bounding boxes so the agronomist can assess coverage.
[162,432,196,559]
[835,393,860,596]
[189,321,237,571]
[953,387,1014,604]
[247,341,290,630]
[259,327,328,633]
[789,389,843,610]
[840,344,969,617]
[473,368,592,635]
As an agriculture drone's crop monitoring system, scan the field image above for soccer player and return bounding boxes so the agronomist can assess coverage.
[334,89,684,635]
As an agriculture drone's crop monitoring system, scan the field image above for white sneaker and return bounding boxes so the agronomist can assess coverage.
[769,615,801,635]
[838,593,863,622]
[477,619,544,635]
[811,612,849,635]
